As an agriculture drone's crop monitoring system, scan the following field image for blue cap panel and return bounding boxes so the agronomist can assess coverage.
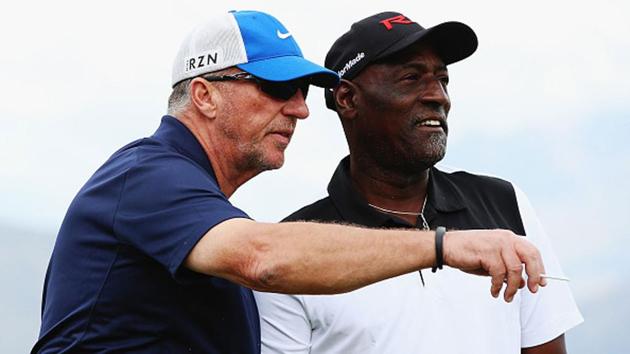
[232,10,303,62]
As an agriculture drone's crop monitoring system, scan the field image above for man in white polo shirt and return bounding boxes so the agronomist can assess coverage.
[254,11,583,354]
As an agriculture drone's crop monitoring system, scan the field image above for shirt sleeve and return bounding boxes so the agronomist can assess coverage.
[253,291,312,354]
[514,185,584,347]
[113,151,249,281]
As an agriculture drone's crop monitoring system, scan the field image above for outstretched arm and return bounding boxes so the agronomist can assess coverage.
[185,218,546,300]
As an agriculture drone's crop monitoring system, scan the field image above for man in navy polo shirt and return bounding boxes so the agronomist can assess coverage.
[33,10,550,353]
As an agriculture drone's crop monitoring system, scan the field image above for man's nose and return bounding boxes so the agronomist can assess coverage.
[283,89,310,120]
[420,79,450,112]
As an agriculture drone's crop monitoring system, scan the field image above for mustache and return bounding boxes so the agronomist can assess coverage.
[266,120,296,135]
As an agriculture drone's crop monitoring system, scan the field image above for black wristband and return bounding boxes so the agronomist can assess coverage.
[432,226,446,273]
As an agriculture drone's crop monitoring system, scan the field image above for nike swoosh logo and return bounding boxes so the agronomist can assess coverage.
[276,29,292,39]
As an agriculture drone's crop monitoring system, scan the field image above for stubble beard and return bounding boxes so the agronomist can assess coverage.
[221,125,283,174]
[368,131,447,177]
[218,100,285,175]
[421,131,447,166]
[400,131,447,175]
[237,140,284,173]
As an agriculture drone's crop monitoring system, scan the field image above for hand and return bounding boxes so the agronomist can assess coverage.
[442,229,548,302]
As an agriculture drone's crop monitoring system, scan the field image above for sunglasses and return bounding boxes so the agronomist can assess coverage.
[201,72,309,101]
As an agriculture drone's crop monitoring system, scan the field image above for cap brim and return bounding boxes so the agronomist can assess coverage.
[237,56,340,88]
[377,21,478,65]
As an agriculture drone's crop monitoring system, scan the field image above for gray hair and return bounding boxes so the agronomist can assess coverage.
[167,78,193,115]
[166,67,239,115]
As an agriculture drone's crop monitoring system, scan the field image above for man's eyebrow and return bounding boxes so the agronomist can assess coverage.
[399,62,448,73]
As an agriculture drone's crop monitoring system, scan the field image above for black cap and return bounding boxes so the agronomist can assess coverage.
[324,11,478,110]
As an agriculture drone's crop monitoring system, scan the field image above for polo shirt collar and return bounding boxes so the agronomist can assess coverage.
[152,115,216,179]
[327,156,466,227]
[327,157,392,227]
[426,167,467,213]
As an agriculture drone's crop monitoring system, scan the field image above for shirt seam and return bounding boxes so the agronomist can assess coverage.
[73,245,123,348]
[111,150,135,242]
[71,152,133,346]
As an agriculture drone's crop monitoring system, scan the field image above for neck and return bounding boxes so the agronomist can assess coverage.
[349,155,430,215]
[175,113,255,198]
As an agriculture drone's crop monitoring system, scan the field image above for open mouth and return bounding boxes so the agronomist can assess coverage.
[415,117,447,131]
[418,119,443,128]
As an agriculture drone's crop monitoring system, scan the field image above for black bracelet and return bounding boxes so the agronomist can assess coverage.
[432,226,446,273]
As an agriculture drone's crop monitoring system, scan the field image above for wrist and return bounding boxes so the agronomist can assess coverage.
[441,229,451,267]
[431,226,446,272]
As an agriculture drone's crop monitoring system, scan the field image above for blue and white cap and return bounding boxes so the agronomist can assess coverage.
[172,10,339,88]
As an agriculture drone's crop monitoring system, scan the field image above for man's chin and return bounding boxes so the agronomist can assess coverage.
[266,160,284,171]
[401,150,446,173]
[259,152,286,172]
[424,150,446,166]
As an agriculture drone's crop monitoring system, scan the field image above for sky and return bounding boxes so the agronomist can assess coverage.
[1,0,629,352]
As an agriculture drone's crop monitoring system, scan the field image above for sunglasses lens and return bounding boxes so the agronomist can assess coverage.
[260,80,309,101]
[300,84,309,99]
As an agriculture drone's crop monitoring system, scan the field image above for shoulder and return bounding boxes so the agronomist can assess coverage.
[435,165,516,194]
[106,139,228,214]
[434,165,520,207]
[111,138,217,188]
[434,165,527,233]
[283,197,341,223]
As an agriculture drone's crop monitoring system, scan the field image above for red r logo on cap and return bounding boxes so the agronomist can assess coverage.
[379,15,413,30]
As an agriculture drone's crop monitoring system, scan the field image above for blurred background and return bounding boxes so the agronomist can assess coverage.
[1,0,628,352]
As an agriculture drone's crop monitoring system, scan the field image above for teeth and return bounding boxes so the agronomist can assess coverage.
[419,120,441,127]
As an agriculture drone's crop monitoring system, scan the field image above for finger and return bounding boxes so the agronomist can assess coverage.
[501,247,524,303]
[489,265,505,299]
[516,238,547,292]
[503,277,526,289]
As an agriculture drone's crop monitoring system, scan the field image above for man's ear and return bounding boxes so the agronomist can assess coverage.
[189,78,219,119]
[334,79,359,120]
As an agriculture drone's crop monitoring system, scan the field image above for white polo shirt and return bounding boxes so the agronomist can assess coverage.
[254,164,583,354]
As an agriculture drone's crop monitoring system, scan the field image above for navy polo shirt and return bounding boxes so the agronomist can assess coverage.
[33,116,260,353]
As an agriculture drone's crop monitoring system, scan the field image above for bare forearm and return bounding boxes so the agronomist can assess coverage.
[187,219,436,294]
[248,221,436,293]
